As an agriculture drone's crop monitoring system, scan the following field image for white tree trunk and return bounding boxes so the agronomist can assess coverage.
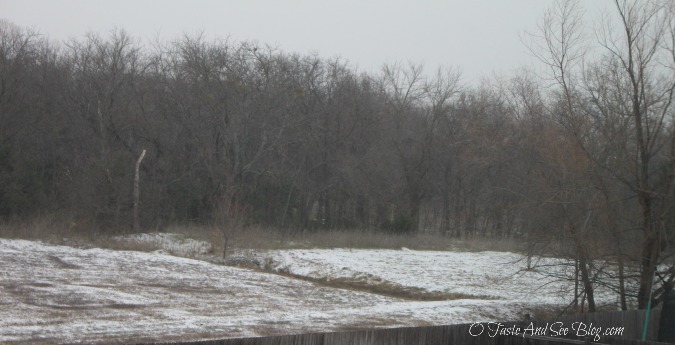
[133,149,146,232]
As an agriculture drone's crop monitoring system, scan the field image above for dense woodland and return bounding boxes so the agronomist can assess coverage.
[1,1,674,311]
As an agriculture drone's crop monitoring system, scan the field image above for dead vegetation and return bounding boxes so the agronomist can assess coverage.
[279,272,498,302]
[0,215,526,256]
[167,224,525,254]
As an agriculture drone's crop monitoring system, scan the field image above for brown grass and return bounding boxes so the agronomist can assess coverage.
[270,270,498,302]
[0,215,526,255]
[0,213,103,246]
[205,225,525,253]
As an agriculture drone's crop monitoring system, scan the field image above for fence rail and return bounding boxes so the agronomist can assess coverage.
[141,309,670,345]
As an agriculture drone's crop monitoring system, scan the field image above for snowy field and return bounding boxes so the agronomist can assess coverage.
[0,235,616,344]
[267,249,582,306]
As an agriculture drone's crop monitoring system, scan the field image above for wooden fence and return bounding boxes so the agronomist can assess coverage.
[142,309,671,345]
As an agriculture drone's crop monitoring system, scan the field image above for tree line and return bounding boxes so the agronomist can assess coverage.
[0,0,673,311]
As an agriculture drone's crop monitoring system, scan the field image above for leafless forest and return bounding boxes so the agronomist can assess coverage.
[1,1,674,312]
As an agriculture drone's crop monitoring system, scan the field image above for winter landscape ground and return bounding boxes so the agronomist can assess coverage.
[0,234,617,344]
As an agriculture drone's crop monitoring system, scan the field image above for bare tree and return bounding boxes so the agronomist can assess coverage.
[526,0,675,310]
[591,0,675,309]
[524,0,601,312]
[64,29,145,228]
[379,63,460,232]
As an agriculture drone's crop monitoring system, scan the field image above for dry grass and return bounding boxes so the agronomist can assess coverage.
[218,226,526,254]
[0,214,66,240]
[295,274,497,302]
[0,215,526,255]
[281,229,453,250]
[150,225,444,251]
[0,214,103,246]
[101,237,169,253]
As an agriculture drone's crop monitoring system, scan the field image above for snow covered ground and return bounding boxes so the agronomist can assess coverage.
[0,236,617,344]
[267,249,579,306]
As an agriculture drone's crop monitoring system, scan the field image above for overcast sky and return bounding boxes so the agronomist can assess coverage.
[1,0,615,84]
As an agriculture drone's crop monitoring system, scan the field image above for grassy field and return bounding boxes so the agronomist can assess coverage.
[0,214,526,254]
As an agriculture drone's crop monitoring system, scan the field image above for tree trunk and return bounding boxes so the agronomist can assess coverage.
[579,256,596,312]
[637,193,657,309]
[133,149,146,232]
[222,231,228,258]
[574,258,580,311]
[618,254,627,310]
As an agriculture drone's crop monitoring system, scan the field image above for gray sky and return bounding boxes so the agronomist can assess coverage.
[0,0,615,84]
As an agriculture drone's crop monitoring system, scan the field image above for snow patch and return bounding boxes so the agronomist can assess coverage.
[112,232,212,257]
